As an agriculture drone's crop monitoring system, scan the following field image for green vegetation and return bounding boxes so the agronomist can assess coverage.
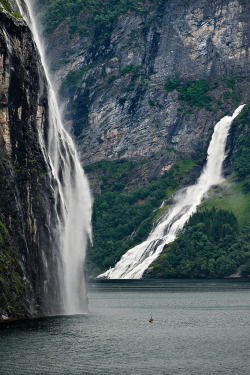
[232,103,250,180]
[165,75,212,110]
[148,99,156,106]
[178,80,212,109]
[142,15,156,31]
[60,64,91,91]
[60,61,142,92]
[165,74,245,110]
[233,129,250,178]
[39,0,154,35]
[148,98,163,109]
[0,0,12,12]
[148,208,250,278]
[86,157,198,276]
[221,75,245,105]
[0,220,27,314]
[86,131,249,278]
[0,0,22,17]
[200,178,250,229]
[232,100,250,130]
[51,59,71,72]
[163,93,247,280]
[0,220,8,246]
[165,75,182,92]
[107,64,143,85]
[227,102,250,196]
[84,159,134,185]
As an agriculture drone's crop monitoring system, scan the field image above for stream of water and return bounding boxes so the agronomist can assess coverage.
[16,0,92,314]
[99,105,245,279]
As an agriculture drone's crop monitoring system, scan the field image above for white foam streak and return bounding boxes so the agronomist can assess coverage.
[98,105,245,279]
[19,1,92,313]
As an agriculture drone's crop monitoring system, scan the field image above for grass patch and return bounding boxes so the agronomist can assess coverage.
[200,178,250,228]
[172,158,197,175]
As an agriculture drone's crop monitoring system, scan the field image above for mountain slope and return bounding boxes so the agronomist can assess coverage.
[40,0,249,165]
[36,0,249,277]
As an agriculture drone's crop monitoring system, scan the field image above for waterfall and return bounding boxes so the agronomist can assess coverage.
[17,1,92,314]
[98,105,245,279]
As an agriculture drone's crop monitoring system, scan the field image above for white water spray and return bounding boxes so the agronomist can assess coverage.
[18,1,92,313]
[98,105,245,279]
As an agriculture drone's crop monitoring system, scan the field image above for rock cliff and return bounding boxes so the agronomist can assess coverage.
[0,0,248,289]
[43,0,249,184]
[36,0,249,276]
[0,4,63,321]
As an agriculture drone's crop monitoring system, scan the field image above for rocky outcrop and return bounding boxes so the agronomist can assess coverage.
[0,7,63,321]
[44,0,249,180]
[33,0,249,278]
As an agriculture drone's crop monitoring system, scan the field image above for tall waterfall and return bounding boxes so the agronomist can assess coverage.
[98,105,245,279]
[18,1,92,313]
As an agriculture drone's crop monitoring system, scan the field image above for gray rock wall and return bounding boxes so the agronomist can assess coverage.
[45,0,249,172]
[0,9,63,321]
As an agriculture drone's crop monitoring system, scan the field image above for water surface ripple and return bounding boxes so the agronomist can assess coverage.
[0,279,249,375]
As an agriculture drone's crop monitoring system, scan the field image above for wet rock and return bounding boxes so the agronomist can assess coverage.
[0,9,63,322]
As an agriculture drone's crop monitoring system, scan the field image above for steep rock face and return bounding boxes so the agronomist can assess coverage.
[35,0,249,277]
[0,9,62,321]
[45,0,249,176]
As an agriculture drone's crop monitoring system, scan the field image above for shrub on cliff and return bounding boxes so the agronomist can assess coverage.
[39,0,151,35]
[165,75,212,109]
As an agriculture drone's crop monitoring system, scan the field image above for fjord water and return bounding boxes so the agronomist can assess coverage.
[99,105,245,279]
[17,0,92,313]
[1,280,249,375]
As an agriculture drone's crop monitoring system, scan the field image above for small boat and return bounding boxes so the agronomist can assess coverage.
[149,316,154,323]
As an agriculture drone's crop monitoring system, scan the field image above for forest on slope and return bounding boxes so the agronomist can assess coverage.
[35,0,250,278]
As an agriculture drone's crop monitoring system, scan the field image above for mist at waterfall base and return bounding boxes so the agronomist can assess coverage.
[18,1,92,314]
[99,105,245,279]
[1,279,250,375]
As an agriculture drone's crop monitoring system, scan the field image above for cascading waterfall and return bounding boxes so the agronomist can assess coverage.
[17,0,92,313]
[98,105,245,279]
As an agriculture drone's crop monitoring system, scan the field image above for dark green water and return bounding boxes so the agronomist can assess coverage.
[0,279,250,375]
